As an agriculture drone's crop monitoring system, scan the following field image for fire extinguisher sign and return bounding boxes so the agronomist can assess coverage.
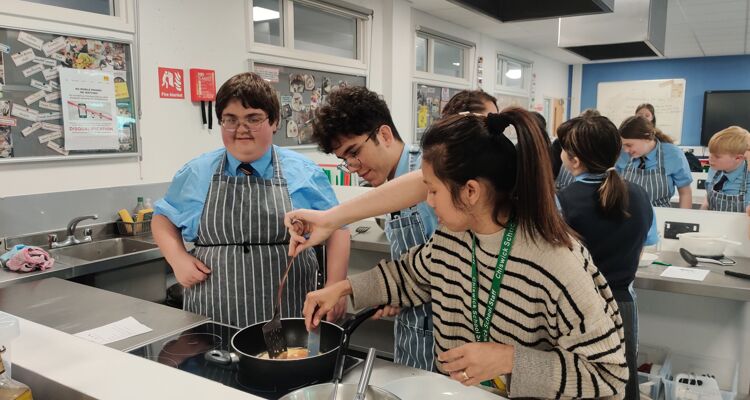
[158,67,184,99]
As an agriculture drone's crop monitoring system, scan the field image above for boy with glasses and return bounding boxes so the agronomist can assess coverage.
[152,72,350,328]
[312,86,438,371]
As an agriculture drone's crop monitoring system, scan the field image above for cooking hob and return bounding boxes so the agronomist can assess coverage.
[128,322,362,399]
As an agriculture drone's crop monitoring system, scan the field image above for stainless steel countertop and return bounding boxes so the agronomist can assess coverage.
[0,277,209,351]
[349,221,750,302]
[0,235,164,288]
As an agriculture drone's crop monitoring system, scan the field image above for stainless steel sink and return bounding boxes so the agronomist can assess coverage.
[48,238,157,261]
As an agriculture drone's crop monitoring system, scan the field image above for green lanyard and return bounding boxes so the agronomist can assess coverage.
[471,220,517,386]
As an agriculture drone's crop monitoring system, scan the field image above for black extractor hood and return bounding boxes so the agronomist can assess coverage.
[448,0,615,22]
[558,0,667,60]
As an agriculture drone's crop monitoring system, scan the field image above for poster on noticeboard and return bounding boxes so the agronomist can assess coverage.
[250,60,367,148]
[413,83,463,144]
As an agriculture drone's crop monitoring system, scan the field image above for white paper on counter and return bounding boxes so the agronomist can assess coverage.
[660,266,710,281]
[74,316,152,345]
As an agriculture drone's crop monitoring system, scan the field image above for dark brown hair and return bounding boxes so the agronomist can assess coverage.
[561,116,630,219]
[635,103,656,126]
[441,90,498,116]
[579,108,601,118]
[619,115,673,144]
[215,72,280,126]
[312,86,401,153]
[422,108,574,247]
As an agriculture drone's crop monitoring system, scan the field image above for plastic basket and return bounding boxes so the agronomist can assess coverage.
[116,220,152,236]
[663,351,739,400]
[638,344,671,400]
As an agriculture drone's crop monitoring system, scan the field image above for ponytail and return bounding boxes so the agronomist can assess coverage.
[653,127,674,144]
[422,108,575,248]
[599,167,630,219]
[562,116,631,219]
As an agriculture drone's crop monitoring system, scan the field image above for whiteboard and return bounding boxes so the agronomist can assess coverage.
[596,79,686,144]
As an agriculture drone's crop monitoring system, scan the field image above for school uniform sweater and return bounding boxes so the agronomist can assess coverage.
[558,180,654,292]
[349,227,627,399]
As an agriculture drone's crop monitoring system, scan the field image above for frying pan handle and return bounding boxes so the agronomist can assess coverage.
[331,305,385,383]
[340,305,385,334]
[204,349,239,366]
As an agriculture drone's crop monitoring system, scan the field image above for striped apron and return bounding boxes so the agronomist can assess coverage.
[384,147,435,371]
[707,161,748,212]
[185,149,318,328]
[621,141,672,207]
[555,166,576,191]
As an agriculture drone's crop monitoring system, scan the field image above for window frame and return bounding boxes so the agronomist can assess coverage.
[247,0,370,71]
[0,0,135,33]
[496,53,533,95]
[413,27,473,87]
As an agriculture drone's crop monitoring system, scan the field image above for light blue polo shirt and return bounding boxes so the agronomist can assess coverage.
[615,141,693,198]
[154,145,339,242]
[706,161,750,208]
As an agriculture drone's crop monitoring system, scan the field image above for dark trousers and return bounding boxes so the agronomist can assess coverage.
[614,286,638,400]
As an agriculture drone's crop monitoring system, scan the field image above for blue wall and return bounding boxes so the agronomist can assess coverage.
[580,55,750,145]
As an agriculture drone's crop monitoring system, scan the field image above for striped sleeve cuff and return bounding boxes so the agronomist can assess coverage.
[348,265,389,310]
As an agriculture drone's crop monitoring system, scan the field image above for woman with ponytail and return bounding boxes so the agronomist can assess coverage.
[558,115,658,400]
[296,108,628,399]
[616,115,693,208]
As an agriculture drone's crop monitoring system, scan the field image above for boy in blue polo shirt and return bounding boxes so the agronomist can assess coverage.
[701,126,750,213]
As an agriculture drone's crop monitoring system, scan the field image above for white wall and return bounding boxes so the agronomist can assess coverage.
[0,0,571,198]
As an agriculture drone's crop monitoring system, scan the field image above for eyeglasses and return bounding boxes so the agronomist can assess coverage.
[220,114,269,132]
[337,126,380,173]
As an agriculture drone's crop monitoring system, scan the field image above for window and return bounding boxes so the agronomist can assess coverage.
[414,29,472,80]
[249,0,370,62]
[293,2,357,59]
[497,54,531,92]
[20,0,114,15]
[415,35,427,72]
[253,0,282,46]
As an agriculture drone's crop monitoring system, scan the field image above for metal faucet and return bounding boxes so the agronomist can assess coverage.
[48,215,98,249]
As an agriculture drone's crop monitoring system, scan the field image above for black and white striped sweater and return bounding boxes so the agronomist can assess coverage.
[349,226,627,399]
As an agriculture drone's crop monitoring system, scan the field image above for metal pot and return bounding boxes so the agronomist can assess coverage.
[676,233,741,258]
[280,383,402,400]
[205,307,380,392]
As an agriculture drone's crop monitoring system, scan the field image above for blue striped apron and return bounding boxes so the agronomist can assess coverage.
[707,161,748,212]
[621,141,673,208]
[384,147,435,371]
[186,149,318,328]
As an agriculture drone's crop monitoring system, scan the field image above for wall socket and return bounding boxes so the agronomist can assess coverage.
[697,179,706,190]
[664,221,700,239]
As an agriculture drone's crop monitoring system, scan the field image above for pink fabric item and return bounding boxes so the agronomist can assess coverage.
[6,246,54,272]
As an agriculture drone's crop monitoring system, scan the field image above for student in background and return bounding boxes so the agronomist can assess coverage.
[701,126,750,213]
[311,86,438,371]
[552,108,600,190]
[152,72,350,328]
[441,90,498,116]
[616,115,693,208]
[298,109,627,398]
[635,103,656,126]
[558,115,659,400]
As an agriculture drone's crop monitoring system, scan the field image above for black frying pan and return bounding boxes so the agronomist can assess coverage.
[205,307,380,392]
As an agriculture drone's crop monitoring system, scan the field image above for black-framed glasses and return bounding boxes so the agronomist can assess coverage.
[220,114,269,132]
[337,126,380,173]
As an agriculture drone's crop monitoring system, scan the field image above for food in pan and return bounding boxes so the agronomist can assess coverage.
[257,347,309,360]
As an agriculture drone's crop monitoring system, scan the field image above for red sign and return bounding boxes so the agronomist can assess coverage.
[158,67,184,99]
[189,68,216,102]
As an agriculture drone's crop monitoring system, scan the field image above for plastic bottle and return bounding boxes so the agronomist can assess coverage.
[133,197,146,215]
[0,312,32,400]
